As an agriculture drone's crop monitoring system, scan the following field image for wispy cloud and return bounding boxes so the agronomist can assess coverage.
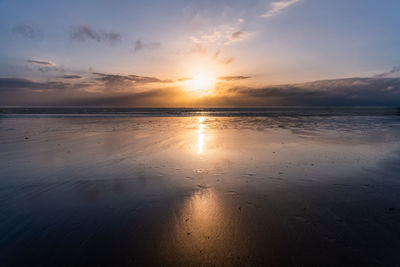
[128,75,173,84]
[27,57,56,66]
[201,31,222,42]
[191,43,208,54]
[26,57,64,73]
[211,50,221,60]
[134,40,161,52]
[177,77,192,82]
[190,30,221,44]
[374,66,400,78]
[224,58,234,65]
[93,73,173,90]
[190,24,249,47]
[226,31,249,44]
[70,25,121,45]
[12,24,43,41]
[218,76,251,81]
[58,75,82,79]
[261,0,300,18]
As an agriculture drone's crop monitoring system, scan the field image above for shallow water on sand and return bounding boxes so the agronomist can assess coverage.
[1,116,400,266]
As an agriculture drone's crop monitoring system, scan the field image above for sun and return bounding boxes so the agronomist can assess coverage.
[187,73,216,94]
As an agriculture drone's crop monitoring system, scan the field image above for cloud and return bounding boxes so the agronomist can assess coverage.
[190,24,250,46]
[93,73,173,90]
[211,51,234,65]
[12,24,43,41]
[177,77,192,82]
[134,40,161,52]
[70,25,101,42]
[27,57,63,73]
[2,76,399,107]
[226,31,249,44]
[58,75,82,79]
[231,31,248,41]
[128,75,173,83]
[201,31,222,42]
[0,78,39,89]
[0,78,88,91]
[225,58,234,65]
[218,76,251,81]
[70,25,121,45]
[92,73,136,90]
[261,0,300,18]
[102,32,121,44]
[27,58,56,66]
[74,88,184,107]
[191,43,208,54]
[211,50,221,60]
[94,73,173,84]
[374,66,400,78]
[0,80,185,107]
[231,78,400,106]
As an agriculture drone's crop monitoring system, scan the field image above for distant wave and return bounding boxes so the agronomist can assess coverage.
[0,107,399,118]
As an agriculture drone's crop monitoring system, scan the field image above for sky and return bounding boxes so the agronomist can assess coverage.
[0,0,400,107]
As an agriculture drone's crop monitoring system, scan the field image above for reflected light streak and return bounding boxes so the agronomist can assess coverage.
[197,117,205,154]
[164,189,225,262]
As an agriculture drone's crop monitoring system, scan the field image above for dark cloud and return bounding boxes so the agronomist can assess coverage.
[134,40,161,52]
[94,72,173,83]
[231,78,400,106]
[59,75,82,79]
[0,84,184,107]
[228,31,248,43]
[93,73,134,89]
[12,24,43,41]
[0,78,40,90]
[129,75,173,83]
[218,76,251,81]
[74,89,182,107]
[374,66,400,78]
[37,67,64,73]
[1,77,400,107]
[70,25,121,45]
[70,25,101,42]
[93,73,173,89]
[0,78,88,91]
[102,32,121,45]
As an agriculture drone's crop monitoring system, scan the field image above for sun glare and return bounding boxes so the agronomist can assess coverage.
[187,73,216,95]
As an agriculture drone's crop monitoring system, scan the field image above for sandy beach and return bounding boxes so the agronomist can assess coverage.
[1,113,400,266]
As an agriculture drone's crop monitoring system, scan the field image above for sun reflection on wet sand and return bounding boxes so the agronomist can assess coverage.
[158,188,254,265]
[161,189,223,264]
[197,117,205,154]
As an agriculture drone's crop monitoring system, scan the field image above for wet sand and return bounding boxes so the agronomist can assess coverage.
[1,115,400,266]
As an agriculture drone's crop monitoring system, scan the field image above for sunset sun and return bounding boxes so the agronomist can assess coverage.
[187,73,216,94]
